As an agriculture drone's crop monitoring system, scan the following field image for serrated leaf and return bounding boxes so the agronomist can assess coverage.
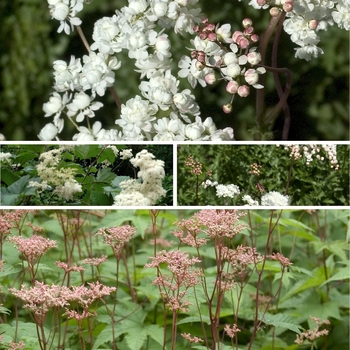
[74,145,101,160]
[92,325,114,350]
[145,324,164,346]
[261,313,303,334]
[311,240,349,262]
[0,306,11,315]
[96,168,115,183]
[125,327,147,350]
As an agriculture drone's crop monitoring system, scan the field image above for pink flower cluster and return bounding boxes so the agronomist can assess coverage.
[192,210,247,239]
[96,225,136,258]
[224,323,241,338]
[0,210,34,236]
[9,280,116,323]
[145,250,202,311]
[184,155,203,176]
[8,234,58,264]
[295,316,330,345]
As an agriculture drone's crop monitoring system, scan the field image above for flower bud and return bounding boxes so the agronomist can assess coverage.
[237,36,250,49]
[237,85,250,97]
[226,63,241,78]
[232,31,243,43]
[50,3,69,21]
[223,103,233,113]
[38,123,58,141]
[308,19,318,30]
[242,18,253,28]
[226,80,239,94]
[283,1,293,12]
[245,69,260,86]
[247,51,261,65]
[195,61,205,70]
[205,73,217,85]
[244,27,254,36]
[207,32,217,41]
[270,7,280,17]
[251,34,259,43]
[257,0,266,5]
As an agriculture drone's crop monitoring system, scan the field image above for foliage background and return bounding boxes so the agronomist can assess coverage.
[0,209,348,350]
[0,0,349,140]
[177,144,350,206]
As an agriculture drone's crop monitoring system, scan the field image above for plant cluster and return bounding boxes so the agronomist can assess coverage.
[0,209,348,350]
[178,144,349,206]
[28,0,350,141]
[0,145,173,206]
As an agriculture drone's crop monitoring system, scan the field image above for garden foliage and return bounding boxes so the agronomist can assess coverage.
[177,144,349,206]
[0,145,173,206]
[0,209,348,350]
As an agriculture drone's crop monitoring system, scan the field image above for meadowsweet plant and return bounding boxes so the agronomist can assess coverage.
[178,144,349,205]
[0,209,348,349]
[33,0,349,141]
[0,145,172,206]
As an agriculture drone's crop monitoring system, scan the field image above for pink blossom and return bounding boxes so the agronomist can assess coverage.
[81,255,108,266]
[55,261,85,272]
[224,324,241,338]
[181,333,204,343]
[193,210,247,239]
[269,252,293,267]
[8,235,57,264]
[96,225,136,258]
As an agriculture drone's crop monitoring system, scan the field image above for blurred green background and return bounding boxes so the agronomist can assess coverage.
[0,0,349,140]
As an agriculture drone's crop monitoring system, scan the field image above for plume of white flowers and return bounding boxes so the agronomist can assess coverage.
[113,150,167,206]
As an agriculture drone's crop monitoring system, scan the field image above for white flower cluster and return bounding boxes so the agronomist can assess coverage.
[41,0,235,141]
[249,0,349,61]
[48,0,84,35]
[203,180,290,205]
[0,152,12,163]
[283,144,339,169]
[28,147,82,201]
[113,150,166,206]
[260,191,290,206]
[243,191,290,206]
[201,179,241,199]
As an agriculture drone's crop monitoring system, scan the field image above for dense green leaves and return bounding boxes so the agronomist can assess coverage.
[0,144,173,206]
[177,145,349,206]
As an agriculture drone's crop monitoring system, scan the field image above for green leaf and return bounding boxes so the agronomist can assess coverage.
[0,306,11,315]
[96,167,115,183]
[74,145,101,160]
[311,240,349,262]
[281,266,328,301]
[177,315,211,325]
[260,313,303,334]
[92,325,114,350]
[90,190,113,206]
[98,147,116,164]
[320,265,350,286]
[145,324,164,347]
[125,326,147,350]
[1,167,20,185]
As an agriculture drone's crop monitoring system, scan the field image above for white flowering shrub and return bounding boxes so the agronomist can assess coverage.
[178,144,349,205]
[0,145,172,206]
[32,0,349,141]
